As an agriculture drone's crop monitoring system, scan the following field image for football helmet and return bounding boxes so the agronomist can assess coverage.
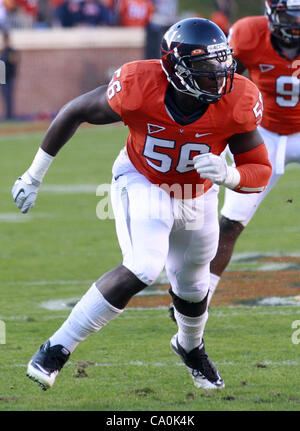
[160,18,236,104]
[265,0,300,46]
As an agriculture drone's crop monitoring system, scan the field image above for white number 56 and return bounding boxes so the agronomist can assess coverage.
[107,68,122,100]
[253,91,263,124]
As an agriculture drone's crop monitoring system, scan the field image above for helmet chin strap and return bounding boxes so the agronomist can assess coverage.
[275,26,299,45]
[281,32,300,47]
[272,33,300,59]
[218,78,226,94]
[174,71,221,103]
[174,71,201,98]
[193,79,222,102]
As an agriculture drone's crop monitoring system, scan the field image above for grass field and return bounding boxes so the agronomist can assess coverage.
[0,123,300,412]
[178,0,263,21]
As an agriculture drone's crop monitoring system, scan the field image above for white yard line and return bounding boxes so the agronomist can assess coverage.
[0,212,52,222]
[2,306,300,322]
[1,184,99,195]
[0,123,122,141]
[11,359,300,369]
[41,184,99,194]
[0,213,31,223]
[14,280,95,286]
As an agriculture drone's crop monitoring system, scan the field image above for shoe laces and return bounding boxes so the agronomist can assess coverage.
[191,351,217,379]
[42,344,69,372]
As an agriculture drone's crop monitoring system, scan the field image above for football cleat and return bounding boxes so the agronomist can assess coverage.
[26,340,70,390]
[171,334,225,389]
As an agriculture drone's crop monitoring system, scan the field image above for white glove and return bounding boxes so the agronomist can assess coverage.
[12,171,41,214]
[193,153,240,189]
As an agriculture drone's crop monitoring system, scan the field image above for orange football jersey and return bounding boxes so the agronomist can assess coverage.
[107,60,262,198]
[229,16,300,135]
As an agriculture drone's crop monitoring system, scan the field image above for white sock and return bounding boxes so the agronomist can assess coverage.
[207,273,220,306]
[174,308,208,353]
[49,283,123,353]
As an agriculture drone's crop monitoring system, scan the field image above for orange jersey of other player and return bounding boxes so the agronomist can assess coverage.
[107,60,263,198]
[229,16,300,135]
[117,0,154,27]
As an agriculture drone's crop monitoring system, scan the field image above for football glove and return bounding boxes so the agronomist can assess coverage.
[193,153,240,189]
[12,171,41,214]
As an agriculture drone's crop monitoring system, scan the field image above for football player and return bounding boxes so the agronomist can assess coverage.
[208,0,300,304]
[12,18,271,391]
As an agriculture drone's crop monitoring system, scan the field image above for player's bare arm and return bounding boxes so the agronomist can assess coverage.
[11,85,121,213]
[42,85,121,156]
[227,128,263,154]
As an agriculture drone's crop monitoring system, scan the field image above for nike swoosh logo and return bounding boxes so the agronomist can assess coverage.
[195,133,213,138]
[32,362,51,376]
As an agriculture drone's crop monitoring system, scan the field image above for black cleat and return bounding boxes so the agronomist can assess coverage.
[26,340,70,390]
[171,334,225,389]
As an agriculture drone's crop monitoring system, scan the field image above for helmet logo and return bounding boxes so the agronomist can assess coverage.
[165,30,179,49]
[207,42,228,52]
[191,49,205,55]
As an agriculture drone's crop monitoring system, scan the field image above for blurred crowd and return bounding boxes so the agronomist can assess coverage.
[0,0,233,120]
[0,0,232,34]
[0,0,164,29]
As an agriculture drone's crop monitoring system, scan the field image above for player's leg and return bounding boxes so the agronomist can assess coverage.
[209,215,244,278]
[166,185,224,389]
[27,159,174,390]
[208,127,287,304]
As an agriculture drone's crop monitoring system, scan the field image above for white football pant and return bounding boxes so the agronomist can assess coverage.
[110,148,220,303]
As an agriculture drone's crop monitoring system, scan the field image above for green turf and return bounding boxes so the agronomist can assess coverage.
[0,124,300,411]
[178,0,263,21]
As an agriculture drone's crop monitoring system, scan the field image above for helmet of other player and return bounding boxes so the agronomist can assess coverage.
[265,0,300,46]
[160,17,236,104]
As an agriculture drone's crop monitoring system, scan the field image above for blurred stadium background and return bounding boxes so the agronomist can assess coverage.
[0,0,265,120]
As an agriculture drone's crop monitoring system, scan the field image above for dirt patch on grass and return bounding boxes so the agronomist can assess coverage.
[0,120,119,136]
[0,121,51,135]
[127,269,300,308]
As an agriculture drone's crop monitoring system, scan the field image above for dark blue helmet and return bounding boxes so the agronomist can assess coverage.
[160,18,236,104]
[265,0,300,46]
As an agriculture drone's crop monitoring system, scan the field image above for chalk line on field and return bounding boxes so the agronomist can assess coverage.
[2,306,300,323]
[0,212,53,222]
[41,184,98,194]
[10,359,300,369]
[0,213,30,223]
[15,280,95,286]
[286,163,300,171]
[2,184,99,195]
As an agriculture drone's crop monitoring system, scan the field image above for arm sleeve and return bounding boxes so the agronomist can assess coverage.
[233,143,272,194]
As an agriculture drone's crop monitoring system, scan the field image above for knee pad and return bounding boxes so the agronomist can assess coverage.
[169,288,208,317]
